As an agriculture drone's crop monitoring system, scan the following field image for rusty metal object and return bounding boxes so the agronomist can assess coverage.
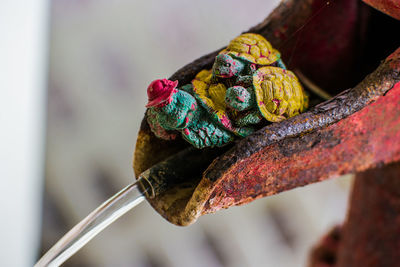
[137,147,228,199]
[335,162,400,266]
[133,0,400,226]
[202,51,400,208]
[310,163,400,266]
[363,0,400,20]
[309,226,342,267]
[136,50,400,226]
[134,0,373,175]
[311,162,400,267]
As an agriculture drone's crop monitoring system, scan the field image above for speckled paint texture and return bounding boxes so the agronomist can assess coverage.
[147,84,234,149]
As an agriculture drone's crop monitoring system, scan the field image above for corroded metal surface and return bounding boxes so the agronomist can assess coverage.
[310,162,400,267]
[336,162,400,266]
[309,226,342,267]
[202,66,400,213]
[363,0,400,20]
[135,49,400,226]
[135,0,367,176]
[205,49,400,183]
[133,0,400,226]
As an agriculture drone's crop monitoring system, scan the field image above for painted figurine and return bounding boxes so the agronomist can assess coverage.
[212,33,286,79]
[225,66,308,123]
[146,33,308,149]
[146,79,235,148]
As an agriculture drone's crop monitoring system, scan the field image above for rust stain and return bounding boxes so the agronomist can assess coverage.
[204,82,400,212]
[337,161,400,266]
[133,0,400,226]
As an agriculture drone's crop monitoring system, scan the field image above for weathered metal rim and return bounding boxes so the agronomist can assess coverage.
[168,50,400,225]
[133,0,400,226]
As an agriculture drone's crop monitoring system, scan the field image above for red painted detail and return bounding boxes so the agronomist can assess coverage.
[146,79,178,107]
[183,128,190,135]
[220,115,233,130]
[388,47,400,60]
[272,98,281,108]
[245,43,252,54]
[237,96,245,103]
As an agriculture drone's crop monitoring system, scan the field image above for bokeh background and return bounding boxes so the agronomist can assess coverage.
[2,1,353,266]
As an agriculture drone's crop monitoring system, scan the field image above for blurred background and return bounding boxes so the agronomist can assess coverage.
[1,0,352,266]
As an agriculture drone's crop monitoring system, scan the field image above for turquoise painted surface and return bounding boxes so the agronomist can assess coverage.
[147,87,234,148]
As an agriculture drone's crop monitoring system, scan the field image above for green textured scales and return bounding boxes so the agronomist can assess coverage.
[147,87,234,149]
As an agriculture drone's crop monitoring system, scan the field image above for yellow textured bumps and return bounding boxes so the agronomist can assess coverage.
[253,67,308,122]
[192,70,227,120]
[219,33,280,65]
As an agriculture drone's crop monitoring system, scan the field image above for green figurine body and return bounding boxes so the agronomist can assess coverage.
[146,33,308,149]
[146,79,234,148]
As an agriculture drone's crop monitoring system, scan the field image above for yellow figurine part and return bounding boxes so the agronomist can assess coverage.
[192,70,227,120]
[219,33,281,65]
[253,67,308,122]
[192,70,250,137]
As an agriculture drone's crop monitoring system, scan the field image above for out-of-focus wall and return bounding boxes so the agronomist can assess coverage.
[43,1,353,266]
[0,1,48,266]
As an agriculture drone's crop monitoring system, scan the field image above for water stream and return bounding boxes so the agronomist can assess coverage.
[35,179,149,267]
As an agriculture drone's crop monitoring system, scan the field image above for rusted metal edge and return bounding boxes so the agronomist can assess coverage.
[177,49,400,224]
[133,0,400,225]
[363,0,400,20]
[133,0,312,214]
[137,49,400,226]
[204,48,400,182]
[133,0,347,178]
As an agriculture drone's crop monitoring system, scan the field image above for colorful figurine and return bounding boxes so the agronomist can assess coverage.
[226,66,308,123]
[146,79,235,148]
[212,33,286,79]
[146,33,308,149]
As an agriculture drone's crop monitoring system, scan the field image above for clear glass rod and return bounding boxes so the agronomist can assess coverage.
[35,179,147,267]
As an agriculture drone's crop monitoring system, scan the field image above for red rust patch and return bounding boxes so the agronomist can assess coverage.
[204,82,400,211]
[337,161,400,266]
